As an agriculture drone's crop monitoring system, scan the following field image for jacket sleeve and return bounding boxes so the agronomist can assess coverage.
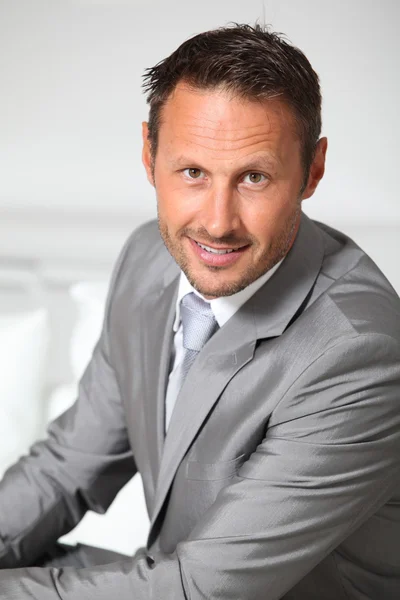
[0,333,399,599]
[0,231,138,569]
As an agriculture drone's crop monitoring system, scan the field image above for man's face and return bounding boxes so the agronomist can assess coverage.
[142,84,326,299]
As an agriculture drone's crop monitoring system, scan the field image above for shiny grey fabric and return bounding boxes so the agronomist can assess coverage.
[181,292,218,353]
[165,292,218,432]
[0,213,400,599]
[34,543,129,569]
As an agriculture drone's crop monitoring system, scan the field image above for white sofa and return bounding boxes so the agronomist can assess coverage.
[0,268,149,556]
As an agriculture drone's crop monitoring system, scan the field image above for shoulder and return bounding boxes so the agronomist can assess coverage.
[307,219,400,346]
[111,219,177,291]
[273,221,400,423]
[121,219,164,259]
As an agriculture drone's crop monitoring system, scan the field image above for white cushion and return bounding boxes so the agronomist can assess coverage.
[46,383,77,423]
[0,309,49,477]
[69,281,109,381]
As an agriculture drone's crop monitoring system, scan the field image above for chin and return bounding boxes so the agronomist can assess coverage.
[185,271,251,299]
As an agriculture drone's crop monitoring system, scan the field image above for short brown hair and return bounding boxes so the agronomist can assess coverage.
[142,23,322,185]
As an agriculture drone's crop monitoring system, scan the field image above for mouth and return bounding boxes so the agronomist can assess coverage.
[194,240,247,254]
[188,237,250,267]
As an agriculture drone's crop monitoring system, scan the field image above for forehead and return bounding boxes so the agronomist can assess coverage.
[157,83,299,158]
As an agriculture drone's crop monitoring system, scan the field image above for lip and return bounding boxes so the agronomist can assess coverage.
[193,240,245,251]
[188,237,249,267]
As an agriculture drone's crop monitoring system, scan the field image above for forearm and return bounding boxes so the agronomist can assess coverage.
[0,343,136,568]
[0,549,186,599]
[0,435,135,569]
[0,436,84,569]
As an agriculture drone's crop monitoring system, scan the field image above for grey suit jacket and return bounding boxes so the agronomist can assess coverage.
[0,213,400,599]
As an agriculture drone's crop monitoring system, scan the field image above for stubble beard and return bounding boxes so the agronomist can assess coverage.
[157,201,301,299]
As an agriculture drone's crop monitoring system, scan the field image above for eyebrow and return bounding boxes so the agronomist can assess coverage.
[169,154,280,173]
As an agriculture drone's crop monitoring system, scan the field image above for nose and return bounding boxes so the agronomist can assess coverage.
[201,183,241,239]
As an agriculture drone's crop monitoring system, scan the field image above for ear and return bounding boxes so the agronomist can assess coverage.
[301,137,328,200]
[142,121,155,187]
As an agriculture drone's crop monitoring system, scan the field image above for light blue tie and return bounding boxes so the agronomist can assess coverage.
[164,292,219,433]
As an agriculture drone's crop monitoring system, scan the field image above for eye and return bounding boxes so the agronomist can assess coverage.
[242,172,267,184]
[183,168,204,179]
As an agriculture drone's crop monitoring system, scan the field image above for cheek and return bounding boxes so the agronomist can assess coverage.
[157,168,207,213]
[241,193,291,231]
[156,179,197,232]
[239,188,298,247]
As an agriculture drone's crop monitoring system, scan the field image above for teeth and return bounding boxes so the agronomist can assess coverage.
[196,242,235,254]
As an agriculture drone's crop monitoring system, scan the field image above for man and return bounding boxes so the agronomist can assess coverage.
[0,23,399,599]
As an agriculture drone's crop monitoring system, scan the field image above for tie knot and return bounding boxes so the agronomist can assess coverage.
[180,292,218,351]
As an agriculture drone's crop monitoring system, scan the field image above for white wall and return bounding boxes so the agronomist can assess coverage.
[1,0,399,264]
[1,0,398,384]
[1,0,398,395]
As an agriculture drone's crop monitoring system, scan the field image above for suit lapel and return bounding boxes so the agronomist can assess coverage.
[148,213,325,533]
[250,213,325,339]
[150,308,257,530]
[140,261,179,489]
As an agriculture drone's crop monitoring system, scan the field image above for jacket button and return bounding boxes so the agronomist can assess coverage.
[146,554,155,568]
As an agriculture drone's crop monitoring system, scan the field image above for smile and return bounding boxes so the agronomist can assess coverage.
[195,241,237,255]
[189,237,249,267]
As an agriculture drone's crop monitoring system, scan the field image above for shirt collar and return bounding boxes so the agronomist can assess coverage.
[173,257,285,332]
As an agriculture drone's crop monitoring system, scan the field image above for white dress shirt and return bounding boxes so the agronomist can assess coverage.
[164,258,285,432]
